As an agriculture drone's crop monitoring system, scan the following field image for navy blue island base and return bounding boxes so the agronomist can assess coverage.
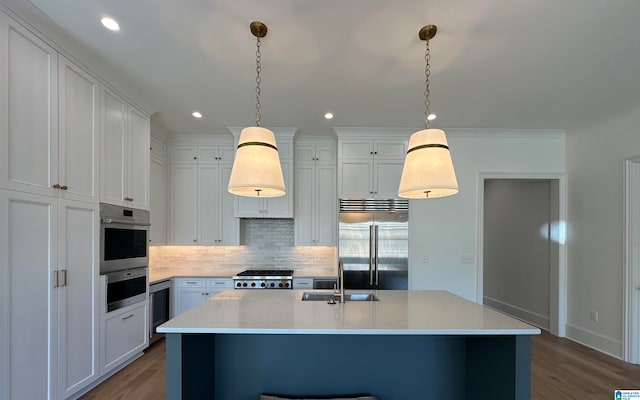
[165,332,533,400]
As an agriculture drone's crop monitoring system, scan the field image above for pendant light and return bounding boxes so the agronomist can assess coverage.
[228,21,285,198]
[398,25,458,199]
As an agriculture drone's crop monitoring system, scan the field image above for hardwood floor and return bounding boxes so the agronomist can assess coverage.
[81,331,640,399]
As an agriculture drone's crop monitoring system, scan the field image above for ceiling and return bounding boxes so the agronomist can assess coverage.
[24,0,640,136]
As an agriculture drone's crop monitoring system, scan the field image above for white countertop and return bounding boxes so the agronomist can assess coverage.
[157,290,540,335]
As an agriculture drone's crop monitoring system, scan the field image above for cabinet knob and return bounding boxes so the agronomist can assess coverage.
[193,239,197,242]
[370,151,373,155]
[53,184,61,189]
[60,185,68,191]
[374,151,378,155]
[194,156,197,160]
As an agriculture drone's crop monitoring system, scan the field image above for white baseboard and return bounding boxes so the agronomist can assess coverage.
[483,296,550,329]
[565,323,623,359]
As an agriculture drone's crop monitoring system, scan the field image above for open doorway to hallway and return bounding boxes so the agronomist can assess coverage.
[479,175,566,336]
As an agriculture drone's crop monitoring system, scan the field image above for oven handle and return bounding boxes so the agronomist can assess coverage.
[101,217,151,227]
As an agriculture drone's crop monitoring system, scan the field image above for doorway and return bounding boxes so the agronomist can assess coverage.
[477,174,566,336]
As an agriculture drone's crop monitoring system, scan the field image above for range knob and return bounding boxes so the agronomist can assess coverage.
[251,282,256,287]
[278,283,283,288]
[284,282,290,288]
[242,282,248,287]
[236,282,242,287]
[261,282,266,287]
[270,283,275,288]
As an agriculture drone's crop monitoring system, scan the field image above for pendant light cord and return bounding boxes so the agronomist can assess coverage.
[255,36,262,127]
[424,39,431,129]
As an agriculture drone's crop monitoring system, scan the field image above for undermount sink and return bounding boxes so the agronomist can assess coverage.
[301,292,379,302]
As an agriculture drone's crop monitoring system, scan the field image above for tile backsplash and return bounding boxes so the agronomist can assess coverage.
[150,219,336,275]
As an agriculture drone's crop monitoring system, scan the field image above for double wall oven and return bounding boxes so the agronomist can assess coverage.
[100,204,150,313]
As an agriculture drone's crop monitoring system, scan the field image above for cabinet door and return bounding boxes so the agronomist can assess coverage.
[315,145,337,165]
[315,164,336,245]
[150,158,167,244]
[177,288,205,315]
[294,165,314,245]
[295,145,316,165]
[198,165,219,244]
[339,140,373,159]
[219,165,239,245]
[374,160,404,199]
[0,190,58,400]
[218,145,235,164]
[169,145,197,164]
[374,140,407,159]
[0,17,59,197]
[150,135,166,163]
[101,302,148,374]
[197,145,219,164]
[339,159,373,199]
[58,56,99,203]
[236,195,262,217]
[101,88,127,206]
[169,165,197,244]
[127,106,150,209]
[58,201,99,398]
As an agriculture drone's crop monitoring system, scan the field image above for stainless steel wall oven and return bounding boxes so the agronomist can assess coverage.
[104,267,148,312]
[100,203,150,274]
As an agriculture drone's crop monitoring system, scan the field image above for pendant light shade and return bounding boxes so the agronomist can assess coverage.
[228,21,285,198]
[398,24,458,199]
[228,126,285,197]
[398,128,458,198]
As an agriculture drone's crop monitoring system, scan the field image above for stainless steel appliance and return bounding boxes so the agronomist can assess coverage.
[104,267,148,313]
[100,203,150,274]
[149,279,171,344]
[338,199,409,290]
[233,269,294,289]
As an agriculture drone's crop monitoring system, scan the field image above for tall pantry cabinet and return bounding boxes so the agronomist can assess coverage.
[0,11,100,400]
[0,10,149,399]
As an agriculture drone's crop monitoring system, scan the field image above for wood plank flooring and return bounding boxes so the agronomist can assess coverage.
[81,331,640,399]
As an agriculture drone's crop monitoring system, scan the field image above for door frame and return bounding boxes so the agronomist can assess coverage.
[476,172,567,337]
[624,156,640,363]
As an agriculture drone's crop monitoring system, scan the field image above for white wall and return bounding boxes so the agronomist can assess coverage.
[409,130,566,301]
[566,108,640,358]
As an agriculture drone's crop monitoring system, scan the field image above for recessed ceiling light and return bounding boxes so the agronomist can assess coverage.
[324,112,334,120]
[192,111,203,119]
[101,17,120,32]
[427,113,437,121]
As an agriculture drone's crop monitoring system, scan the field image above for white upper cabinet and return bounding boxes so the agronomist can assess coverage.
[294,138,337,246]
[0,17,99,203]
[100,87,150,210]
[150,134,167,244]
[336,130,408,199]
[168,140,239,245]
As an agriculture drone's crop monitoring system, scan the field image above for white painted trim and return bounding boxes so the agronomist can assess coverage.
[483,296,550,329]
[566,323,623,360]
[623,156,640,364]
[333,127,566,140]
[476,172,567,337]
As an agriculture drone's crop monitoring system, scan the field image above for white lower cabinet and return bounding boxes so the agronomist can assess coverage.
[172,278,234,316]
[0,190,99,400]
[100,301,148,375]
[292,277,313,290]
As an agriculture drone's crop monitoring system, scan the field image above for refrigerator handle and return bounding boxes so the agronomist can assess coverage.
[374,225,379,285]
[369,224,375,285]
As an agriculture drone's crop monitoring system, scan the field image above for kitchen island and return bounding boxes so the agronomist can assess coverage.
[158,290,540,400]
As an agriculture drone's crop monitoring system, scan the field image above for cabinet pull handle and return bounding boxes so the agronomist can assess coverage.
[60,269,67,287]
[122,314,134,320]
[53,271,59,288]
[53,184,61,189]
[60,185,68,191]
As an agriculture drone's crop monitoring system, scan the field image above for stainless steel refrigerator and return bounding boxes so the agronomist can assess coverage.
[338,199,409,290]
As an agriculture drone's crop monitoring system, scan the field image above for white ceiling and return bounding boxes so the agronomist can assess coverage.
[24,0,640,136]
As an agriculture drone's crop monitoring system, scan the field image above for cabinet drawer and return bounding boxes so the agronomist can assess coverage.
[176,278,206,288]
[206,278,234,288]
[292,278,314,289]
[101,302,148,373]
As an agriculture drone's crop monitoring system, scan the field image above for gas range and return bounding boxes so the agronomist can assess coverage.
[233,269,294,289]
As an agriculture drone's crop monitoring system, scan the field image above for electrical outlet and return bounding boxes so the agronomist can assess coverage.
[422,254,429,264]
[460,254,474,263]
[590,310,599,322]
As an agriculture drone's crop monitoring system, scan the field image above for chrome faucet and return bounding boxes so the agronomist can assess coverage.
[335,258,345,303]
